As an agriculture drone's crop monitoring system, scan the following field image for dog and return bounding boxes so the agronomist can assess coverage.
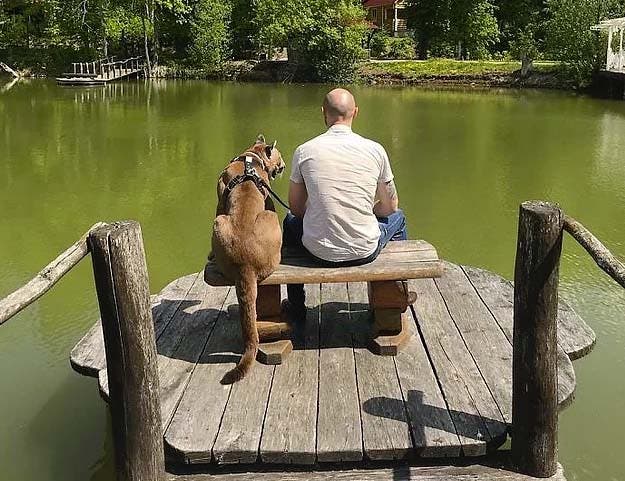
[211,135,286,384]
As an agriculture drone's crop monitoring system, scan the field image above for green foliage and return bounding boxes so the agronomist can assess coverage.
[510,24,540,66]
[254,0,368,82]
[545,0,622,86]
[188,0,231,67]
[405,0,499,59]
[370,31,416,59]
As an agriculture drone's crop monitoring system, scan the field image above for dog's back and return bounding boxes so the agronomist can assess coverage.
[212,137,285,384]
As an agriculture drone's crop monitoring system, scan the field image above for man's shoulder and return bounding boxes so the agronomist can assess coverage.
[350,133,388,160]
[296,132,330,152]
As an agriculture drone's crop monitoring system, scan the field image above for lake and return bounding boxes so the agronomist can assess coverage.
[1,79,624,481]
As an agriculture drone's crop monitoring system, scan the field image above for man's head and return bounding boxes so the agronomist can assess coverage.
[322,88,358,128]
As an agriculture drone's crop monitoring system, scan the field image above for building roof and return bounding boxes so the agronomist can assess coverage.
[591,17,625,30]
[363,0,397,8]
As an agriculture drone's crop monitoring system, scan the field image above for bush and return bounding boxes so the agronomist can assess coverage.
[370,30,391,58]
[387,37,416,59]
[370,31,415,59]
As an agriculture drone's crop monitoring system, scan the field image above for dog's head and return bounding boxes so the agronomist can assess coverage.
[254,134,285,180]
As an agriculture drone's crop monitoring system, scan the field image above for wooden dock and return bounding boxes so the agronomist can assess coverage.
[56,57,143,86]
[71,260,593,468]
[4,201,621,481]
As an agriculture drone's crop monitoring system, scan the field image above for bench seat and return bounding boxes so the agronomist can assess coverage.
[204,240,442,286]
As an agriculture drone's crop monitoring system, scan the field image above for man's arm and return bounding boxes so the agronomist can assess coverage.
[374,179,399,217]
[289,180,308,218]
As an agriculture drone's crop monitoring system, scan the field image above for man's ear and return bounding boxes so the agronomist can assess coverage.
[256,134,266,145]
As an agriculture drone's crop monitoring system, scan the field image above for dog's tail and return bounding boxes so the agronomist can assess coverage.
[221,267,259,385]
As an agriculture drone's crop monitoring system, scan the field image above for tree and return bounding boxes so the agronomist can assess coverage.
[188,0,231,67]
[253,0,368,82]
[404,0,451,59]
[546,0,625,85]
[450,0,500,59]
[497,0,547,75]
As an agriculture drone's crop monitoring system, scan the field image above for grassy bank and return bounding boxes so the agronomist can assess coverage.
[2,56,578,91]
[358,59,575,90]
[154,58,576,91]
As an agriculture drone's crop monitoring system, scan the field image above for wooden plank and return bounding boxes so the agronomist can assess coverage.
[164,289,241,463]
[435,262,513,424]
[167,463,569,481]
[205,240,442,286]
[153,273,202,339]
[70,320,107,377]
[157,283,232,429]
[393,311,464,457]
[409,278,507,455]
[461,266,577,408]
[259,284,320,464]
[461,265,595,360]
[348,282,412,461]
[211,342,275,464]
[316,283,363,463]
[70,273,200,377]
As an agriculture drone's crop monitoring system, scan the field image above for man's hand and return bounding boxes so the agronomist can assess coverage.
[289,180,308,218]
[374,179,399,217]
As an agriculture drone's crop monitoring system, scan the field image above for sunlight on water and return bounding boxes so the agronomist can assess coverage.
[1,79,624,480]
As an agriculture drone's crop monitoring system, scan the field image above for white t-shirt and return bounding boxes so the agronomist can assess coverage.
[290,124,394,262]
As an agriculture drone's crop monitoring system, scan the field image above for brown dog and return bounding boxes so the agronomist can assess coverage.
[211,135,286,384]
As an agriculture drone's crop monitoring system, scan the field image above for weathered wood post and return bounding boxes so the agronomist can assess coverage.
[89,221,165,481]
[512,201,563,478]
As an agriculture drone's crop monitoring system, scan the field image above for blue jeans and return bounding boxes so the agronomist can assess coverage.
[283,210,408,306]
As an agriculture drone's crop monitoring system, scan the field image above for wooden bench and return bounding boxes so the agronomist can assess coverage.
[204,240,442,363]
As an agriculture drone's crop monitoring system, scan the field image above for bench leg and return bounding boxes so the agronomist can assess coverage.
[256,284,293,365]
[367,280,412,356]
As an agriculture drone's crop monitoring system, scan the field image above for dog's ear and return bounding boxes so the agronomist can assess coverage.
[265,140,277,158]
[256,134,266,145]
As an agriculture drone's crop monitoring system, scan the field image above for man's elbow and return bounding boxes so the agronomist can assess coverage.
[374,201,398,218]
[291,204,306,218]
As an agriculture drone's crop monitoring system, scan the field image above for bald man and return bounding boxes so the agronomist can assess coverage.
[284,88,408,319]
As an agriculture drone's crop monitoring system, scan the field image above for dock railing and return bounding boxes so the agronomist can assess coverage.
[68,57,143,79]
[99,57,143,80]
[511,201,625,477]
[0,221,165,481]
[0,204,624,480]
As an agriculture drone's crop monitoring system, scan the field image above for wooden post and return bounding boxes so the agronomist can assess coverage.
[89,221,165,481]
[512,201,563,478]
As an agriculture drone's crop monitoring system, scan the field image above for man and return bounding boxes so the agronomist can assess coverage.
[284,88,410,318]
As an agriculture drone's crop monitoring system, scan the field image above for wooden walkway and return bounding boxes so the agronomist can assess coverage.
[71,260,594,468]
[56,57,143,86]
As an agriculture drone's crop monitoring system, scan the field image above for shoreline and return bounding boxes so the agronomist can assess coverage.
[3,59,580,92]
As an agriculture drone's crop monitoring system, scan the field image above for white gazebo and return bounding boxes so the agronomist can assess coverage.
[592,17,625,73]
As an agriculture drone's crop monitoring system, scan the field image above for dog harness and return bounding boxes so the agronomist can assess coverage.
[222,152,290,210]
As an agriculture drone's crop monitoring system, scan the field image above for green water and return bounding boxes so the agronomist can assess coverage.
[1,79,625,481]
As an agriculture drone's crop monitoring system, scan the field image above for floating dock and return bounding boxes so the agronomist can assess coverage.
[71,260,594,473]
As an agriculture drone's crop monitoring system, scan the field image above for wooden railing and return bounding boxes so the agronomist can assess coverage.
[69,57,143,79]
[511,201,625,477]
[0,221,165,481]
[0,205,623,480]
[99,57,143,80]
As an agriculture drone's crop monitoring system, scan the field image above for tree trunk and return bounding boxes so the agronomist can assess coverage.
[142,4,152,78]
[417,34,429,60]
[520,56,534,77]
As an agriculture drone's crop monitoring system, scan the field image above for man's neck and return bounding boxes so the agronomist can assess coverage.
[328,121,352,130]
